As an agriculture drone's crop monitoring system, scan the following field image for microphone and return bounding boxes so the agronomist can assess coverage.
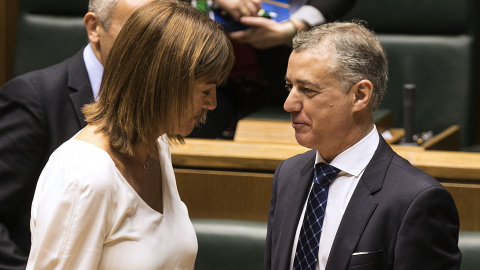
[403,84,416,144]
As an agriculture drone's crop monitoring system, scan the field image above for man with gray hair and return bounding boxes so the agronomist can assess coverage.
[0,0,152,268]
[264,22,461,270]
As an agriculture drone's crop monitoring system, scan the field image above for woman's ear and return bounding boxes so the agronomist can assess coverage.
[352,79,373,112]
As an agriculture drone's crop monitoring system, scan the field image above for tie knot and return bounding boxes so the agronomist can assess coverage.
[314,163,340,187]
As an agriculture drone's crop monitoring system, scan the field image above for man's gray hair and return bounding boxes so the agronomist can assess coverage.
[293,21,388,111]
[88,0,121,31]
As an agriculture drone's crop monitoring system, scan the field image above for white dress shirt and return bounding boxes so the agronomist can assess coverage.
[83,43,103,102]
[290,126,379,270]
[291,4,326,27]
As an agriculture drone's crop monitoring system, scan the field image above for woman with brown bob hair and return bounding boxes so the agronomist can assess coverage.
[27,0,233,269]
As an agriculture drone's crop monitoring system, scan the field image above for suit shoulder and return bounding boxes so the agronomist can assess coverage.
[389,152,443,189]
[1,54,76,96]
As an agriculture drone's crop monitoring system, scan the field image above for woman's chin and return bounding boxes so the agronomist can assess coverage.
[177,121,196,137]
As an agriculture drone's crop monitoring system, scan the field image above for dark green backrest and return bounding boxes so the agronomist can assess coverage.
[459,231,480,270]
[341,0,480,147]
[192,219,479,270]
[193,219,267,270]
[13,0,89,76]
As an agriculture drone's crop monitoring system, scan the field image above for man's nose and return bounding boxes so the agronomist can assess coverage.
[284,87,301,113]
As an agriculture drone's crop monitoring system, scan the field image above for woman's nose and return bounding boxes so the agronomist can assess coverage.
[203,89,217,110]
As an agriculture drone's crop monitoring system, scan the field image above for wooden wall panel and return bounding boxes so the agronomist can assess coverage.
[176,169,273,221]
[443,183,480,231]
[175,166,480,231]
[1,0,7,85]
[0,0,18,86]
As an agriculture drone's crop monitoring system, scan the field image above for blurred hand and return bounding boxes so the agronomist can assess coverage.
[230,17,308,49]
[216,0,262,21]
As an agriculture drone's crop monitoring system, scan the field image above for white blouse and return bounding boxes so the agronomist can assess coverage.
[27,135,197,269]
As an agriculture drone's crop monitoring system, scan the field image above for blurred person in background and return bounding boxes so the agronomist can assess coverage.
[189,0,356,139]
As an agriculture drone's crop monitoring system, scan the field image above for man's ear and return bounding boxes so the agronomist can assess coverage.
[84,12,101,44]
[352,79,373,112]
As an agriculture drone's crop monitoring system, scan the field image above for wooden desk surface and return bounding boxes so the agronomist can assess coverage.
[234,108,394,144]
[234,120,406,145]
[172,138,309,171]
[234,118,460,151]
[172,138,480,182]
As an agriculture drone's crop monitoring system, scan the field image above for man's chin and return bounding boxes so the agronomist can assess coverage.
[294,133,314,149]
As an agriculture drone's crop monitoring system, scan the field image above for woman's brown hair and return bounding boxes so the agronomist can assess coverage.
[83,0,234,156]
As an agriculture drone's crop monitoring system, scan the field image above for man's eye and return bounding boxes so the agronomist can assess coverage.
[285,84,292,92]
[301,87,315,94]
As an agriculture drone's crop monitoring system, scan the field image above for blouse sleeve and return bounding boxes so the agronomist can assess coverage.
[27,160,115,269]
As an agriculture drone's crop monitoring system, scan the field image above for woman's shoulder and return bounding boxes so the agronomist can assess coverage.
[45,139,119,192]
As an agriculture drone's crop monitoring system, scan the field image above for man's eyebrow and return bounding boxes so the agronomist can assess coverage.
[285,77,321,89]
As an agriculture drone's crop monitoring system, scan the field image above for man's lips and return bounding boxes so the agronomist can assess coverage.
[290,113,309,128]
[291,117,307,125]
[291,120,309,129]
[292,122,305,126]
[292,118,308,129]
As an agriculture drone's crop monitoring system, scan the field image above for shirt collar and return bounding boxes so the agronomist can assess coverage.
[315,125,379,177]
[83,43,104,102]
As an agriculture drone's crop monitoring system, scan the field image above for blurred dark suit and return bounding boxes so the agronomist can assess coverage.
[0,49,93,269]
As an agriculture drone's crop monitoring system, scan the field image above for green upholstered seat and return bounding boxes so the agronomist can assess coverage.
[459,231,480,270]
[192,219,480,270]
[377,34,476,146]
[13,0,88,77]
[341,0,480,147]
[193,219,267,270]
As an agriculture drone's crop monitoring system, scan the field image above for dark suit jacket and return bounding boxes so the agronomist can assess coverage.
[264,136,461,270]
[0,49,94,269]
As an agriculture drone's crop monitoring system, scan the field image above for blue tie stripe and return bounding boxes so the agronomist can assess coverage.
[293,163,340,270]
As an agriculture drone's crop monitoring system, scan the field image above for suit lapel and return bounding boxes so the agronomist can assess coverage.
[277,150,316,269]
[326,136,394,270]
[67,49,95,128]
[326,182,378,270]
